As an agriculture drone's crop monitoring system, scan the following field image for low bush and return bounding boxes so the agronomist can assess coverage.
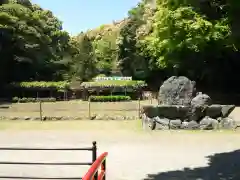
[12,97,56,103]
[11,81,70,92]
[89,95,131,102]
[81,80,146,88]
[37,98,57,102]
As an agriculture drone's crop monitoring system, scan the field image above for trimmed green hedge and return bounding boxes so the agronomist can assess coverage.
[81,80,146,88]
[12,97,56,103]
[89,95,131,102]
[11,81,70,92]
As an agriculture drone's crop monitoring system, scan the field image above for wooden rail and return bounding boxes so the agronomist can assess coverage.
[0,141,98,180]
[82,152,108,180]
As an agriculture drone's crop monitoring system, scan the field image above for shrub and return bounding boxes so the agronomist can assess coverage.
[38,98,56,102]
[12,97,56,103]
[81,80,146,88]
[89,95,131,102]
[12,97,19,103]
[19,97,29,103]
[10,81,70,92]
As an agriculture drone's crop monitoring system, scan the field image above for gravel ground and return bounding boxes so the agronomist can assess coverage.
[0,130,240,180]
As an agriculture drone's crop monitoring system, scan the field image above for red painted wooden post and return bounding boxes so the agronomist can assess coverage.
[82,152,108,180]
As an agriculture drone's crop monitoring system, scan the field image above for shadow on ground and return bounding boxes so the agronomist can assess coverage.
[143,149,240,180]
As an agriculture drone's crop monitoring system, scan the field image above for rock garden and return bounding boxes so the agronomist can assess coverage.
[141,76,237,130]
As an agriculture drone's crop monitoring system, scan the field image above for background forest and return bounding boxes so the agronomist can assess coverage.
[1,0,240,95]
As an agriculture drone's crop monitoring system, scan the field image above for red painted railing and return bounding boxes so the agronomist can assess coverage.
[82,152,108,180]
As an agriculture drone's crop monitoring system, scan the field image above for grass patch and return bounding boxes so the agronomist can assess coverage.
[0,119,238,135]
[0,119,143,131]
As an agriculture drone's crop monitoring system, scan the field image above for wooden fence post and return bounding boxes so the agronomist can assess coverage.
[88,97,91,119]
[138,98,141,119]
[39,101,43,121]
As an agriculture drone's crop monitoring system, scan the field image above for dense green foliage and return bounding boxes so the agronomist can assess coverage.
[0,0,70,86]
[2,0,240,96]
[11,81,70,91]
[80,80,146,88]
[12,97,56,103]
[89,95,131,102]
[116,0,240,91]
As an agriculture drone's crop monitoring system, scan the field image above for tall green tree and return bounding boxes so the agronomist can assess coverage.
[94,39,115,75]
[117,1,149,79]
[70,34,97,81]
[0,0,70,85]
[139,0,240,91]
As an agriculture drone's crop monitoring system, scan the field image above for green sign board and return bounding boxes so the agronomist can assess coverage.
[95,76,132,81]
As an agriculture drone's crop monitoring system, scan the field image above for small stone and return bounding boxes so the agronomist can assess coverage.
[181,121,199,130]
[169,119,182,129]
[199,116,219,130]
[188,121,200,129]
[142,114,156,130]
[24,116,31,120]
[9,117,18,120]
[117,115,124,120]
[96,115,103,120]
[56,116,63,120]
[154,117,169,130]
[73,117,81,120]
[220,117,236,129]
[33,117,41,121]
[181,121,189,129]
[217,117,222,122]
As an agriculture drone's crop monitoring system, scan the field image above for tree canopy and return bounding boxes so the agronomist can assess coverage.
[0,0,69,85]
[1,0,240,94]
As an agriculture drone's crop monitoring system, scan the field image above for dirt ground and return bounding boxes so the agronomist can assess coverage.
[1,99,240,121]
[0,128,240,179]
[0,101,240,179]
[0,100,155,118]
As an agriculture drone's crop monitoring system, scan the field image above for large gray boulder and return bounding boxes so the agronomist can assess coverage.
[158,76,196,106]
[157,105,189,120]
[205,105,222,118]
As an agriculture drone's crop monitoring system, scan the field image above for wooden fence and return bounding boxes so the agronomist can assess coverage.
[0,141,108,180]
